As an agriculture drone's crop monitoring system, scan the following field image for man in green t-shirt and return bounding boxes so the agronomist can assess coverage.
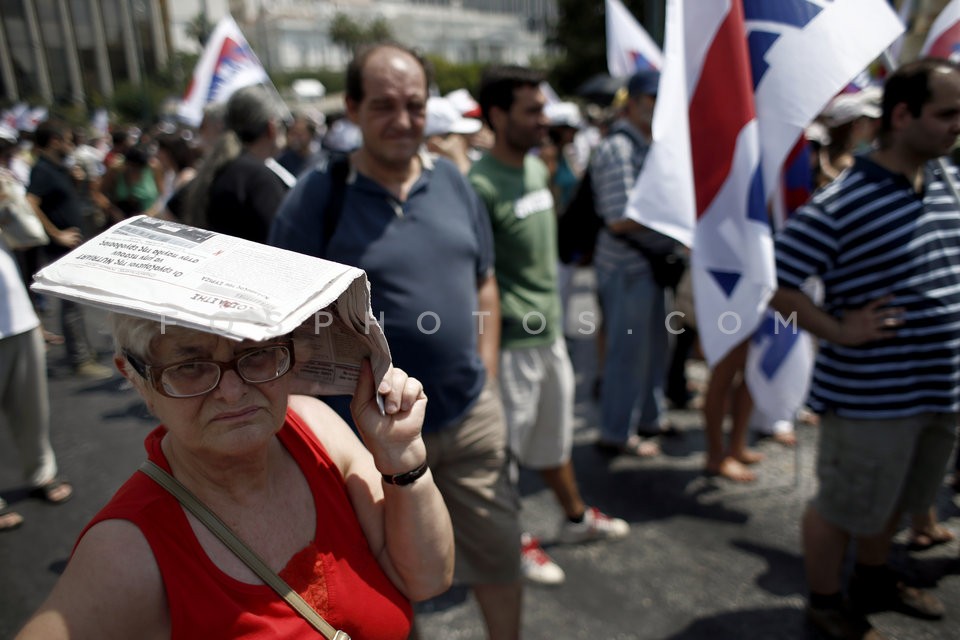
[469,65,630,587]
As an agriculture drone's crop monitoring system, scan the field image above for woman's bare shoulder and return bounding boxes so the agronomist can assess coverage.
[16,519,167,640]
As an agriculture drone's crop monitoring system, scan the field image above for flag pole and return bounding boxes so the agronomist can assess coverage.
[879,50,960,205]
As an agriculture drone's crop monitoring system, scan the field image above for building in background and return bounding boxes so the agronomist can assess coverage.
[0,0,169,105]
[4,0,937,110]
[249,0,554,72]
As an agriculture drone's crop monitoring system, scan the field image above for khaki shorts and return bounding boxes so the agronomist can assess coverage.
[422,378,521,585]
[813,411,957,536]
[499,338,575,469]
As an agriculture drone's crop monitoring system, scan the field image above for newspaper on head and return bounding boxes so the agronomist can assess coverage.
[31,215,392,397]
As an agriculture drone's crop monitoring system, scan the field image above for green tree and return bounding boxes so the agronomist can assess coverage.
[367,17,393,43]
[185,11,214,49]
[548,0,657,97]
[426,56,486,97]
[329,13,395,56]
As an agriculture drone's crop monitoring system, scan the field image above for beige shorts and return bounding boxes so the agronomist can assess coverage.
[499,338,575,469]
[813,411,957,536]
[422,378,521,585]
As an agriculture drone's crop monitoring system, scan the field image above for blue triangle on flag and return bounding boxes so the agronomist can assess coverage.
[710,270,741,297]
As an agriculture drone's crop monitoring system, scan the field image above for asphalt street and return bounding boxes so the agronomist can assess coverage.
[1,269,959,639]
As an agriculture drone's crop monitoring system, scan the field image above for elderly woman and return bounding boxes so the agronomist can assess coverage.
[16,315,454,639]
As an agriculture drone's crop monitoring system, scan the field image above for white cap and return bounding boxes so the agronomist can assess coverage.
[444,88,482,118]
[425,97,483,138]
[822,92,881,128]
[545,102,583,129]
[0,124,17,144]
[323,119,362,153]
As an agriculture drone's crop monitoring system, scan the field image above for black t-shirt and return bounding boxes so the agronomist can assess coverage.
[28,155,84,256]
[276,148,307,178]
[206,153,289,243]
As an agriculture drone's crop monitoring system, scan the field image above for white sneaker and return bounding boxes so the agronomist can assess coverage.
[520,533,565,585]
[557,506,630,544]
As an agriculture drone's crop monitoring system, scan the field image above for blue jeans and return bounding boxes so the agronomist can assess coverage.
[596,265,667,444]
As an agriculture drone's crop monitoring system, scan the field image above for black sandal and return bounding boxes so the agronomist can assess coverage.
[28,478,74,504]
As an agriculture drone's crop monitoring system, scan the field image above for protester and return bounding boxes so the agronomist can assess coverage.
[100,144,162,222]
[26,120,113,380]
[541,100,585,326]
[471,65,629,586]
[182,84,294,243]
[702,339,765,482]
[150,128,200,220]
[1,128,73,532]
[772,58,960,639]
[591,69,677,458]
[276,111,321,177]
[424,95,482,175]
[814,88,882,188]
[270,43,523,639]
[69,127,107,234]
[196,102,227,155]
[15,311,453,638]
[542,101,584,210]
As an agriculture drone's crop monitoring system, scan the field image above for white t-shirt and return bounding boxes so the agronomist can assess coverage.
[0,240,39,339]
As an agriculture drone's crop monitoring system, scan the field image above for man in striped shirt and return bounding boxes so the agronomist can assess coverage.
[772,58,960,640]
[590,70,679,458]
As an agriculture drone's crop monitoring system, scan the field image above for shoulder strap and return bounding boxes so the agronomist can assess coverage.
[139,460,351,640]
[320,156,351,257]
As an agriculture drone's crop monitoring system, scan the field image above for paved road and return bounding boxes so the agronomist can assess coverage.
[2,279,959,639]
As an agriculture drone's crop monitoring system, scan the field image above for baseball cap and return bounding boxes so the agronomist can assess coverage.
[545,102,584,129]
[425,97,483,138]
[627,69,660,97]
[444,88,483,119]
[822,92,881,128]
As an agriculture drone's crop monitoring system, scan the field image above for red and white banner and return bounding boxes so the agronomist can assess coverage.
[605,0,663,77]
[178,15,270,127]
[921,0,960,61]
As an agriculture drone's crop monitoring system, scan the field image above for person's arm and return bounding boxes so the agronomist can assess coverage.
[16,520,168,640]
[770,287,904,346]
[98,166,128,223]
[476,272,501,381]
[591,135,652,236]
[289,363,454,602]
[25,194,82,249]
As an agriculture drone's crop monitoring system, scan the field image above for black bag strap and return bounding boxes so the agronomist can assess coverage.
[320,155,351,257]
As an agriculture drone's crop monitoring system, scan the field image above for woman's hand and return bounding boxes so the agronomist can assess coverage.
[350,360,428,477]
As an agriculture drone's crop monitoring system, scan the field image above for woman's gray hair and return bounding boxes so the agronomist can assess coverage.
[111,313,165,361]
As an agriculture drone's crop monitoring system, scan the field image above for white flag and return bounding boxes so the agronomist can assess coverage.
[177,16,270,127]
[605,0,663,77]
[626,0,903,369]
[921,0,960,61]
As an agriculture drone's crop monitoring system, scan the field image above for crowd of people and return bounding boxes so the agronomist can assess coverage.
[1,42,960,640]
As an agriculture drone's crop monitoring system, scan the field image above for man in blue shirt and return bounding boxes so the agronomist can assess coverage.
[772,58,960,640]
[270,43,522,639]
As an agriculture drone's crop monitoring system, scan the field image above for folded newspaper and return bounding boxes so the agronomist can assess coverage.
[31,215,391,396]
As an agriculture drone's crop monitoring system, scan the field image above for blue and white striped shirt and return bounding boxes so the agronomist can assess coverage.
[590,120,675,274]
[775,156,960,419]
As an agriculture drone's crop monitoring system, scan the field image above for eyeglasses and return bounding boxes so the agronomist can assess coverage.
[123,340,294,398]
